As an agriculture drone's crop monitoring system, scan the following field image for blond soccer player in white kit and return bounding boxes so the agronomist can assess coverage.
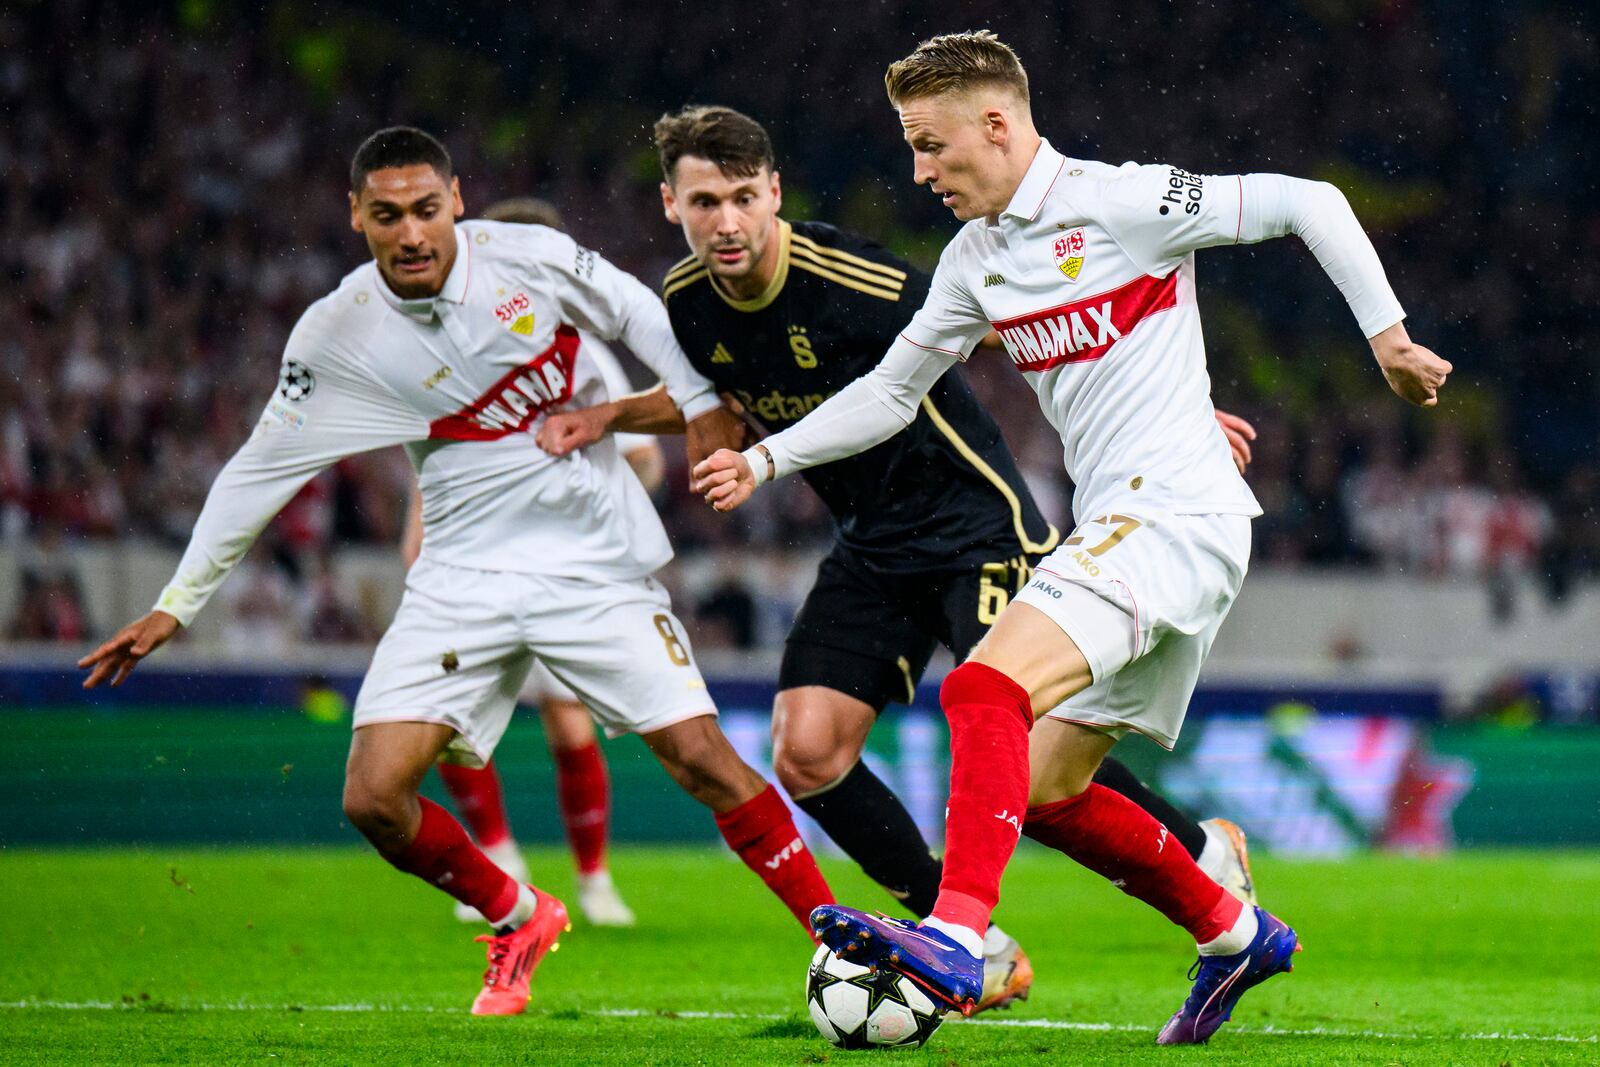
[81,127,835,1016]
[693,33,1452,1043]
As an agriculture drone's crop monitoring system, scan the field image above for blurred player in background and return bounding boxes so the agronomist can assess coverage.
[401,196,655,929]
[541,105,1261,1013]
[696,32,1450,1041]
[81,127,835,1015]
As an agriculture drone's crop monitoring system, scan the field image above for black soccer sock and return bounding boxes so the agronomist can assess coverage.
[792,759,944,919]
[1092,756,1209,860]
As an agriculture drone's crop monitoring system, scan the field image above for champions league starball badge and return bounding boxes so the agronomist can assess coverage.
[278,359,315,402]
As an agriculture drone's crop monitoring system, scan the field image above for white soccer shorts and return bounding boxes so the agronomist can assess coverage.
[353,558,716,766]
[1011,511,1251,749]
[519,660,578,706]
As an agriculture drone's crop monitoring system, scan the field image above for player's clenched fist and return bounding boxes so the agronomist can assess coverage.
[1370,323,1452,407]
[78,610,180,689]
[535,407,608,457]
[692,449,756,511]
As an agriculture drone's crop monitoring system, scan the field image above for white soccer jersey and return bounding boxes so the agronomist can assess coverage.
[581,334,656,458]
[753,140,1406,527]
[155,221,717,626]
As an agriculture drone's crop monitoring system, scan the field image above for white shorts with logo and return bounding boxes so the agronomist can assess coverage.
[353,558,715,766]
[1012,511,1251,749]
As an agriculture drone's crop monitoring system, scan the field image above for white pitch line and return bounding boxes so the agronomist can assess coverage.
[3,1000,1594,1044]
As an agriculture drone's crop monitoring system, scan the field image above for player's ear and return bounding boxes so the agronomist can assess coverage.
[349,190,364,234]
[983,106,1009,148]
[770,170,782,215]
[661,181,681,225]
[450,176,464,219]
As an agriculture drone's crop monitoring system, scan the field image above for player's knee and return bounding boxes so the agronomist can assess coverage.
[341,778,406,841]
[941,661,1032,725]
[772,730,855,796]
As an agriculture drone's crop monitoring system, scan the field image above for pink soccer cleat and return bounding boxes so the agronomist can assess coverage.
[470,888,570,1016]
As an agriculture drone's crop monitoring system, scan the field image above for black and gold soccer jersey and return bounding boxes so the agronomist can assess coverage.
[663,219,1059,572]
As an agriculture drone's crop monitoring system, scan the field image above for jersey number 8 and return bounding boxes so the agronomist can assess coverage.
[652,613,692,667]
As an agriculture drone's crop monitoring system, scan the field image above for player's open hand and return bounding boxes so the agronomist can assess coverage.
[1370,323,1451,407]
[1214,409,1257,473]
[692,449,755,512]
[78,610,180,689]
[536,406,608,457]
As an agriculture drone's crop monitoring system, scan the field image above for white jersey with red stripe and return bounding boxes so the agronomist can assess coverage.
[750,139,1405,529]
[154,220,717,626]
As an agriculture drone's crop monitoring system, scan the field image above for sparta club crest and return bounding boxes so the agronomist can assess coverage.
[1053,228,1086,282]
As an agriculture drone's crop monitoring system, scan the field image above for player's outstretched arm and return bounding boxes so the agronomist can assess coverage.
[1109,167,1450,407]
[691,337,958,510]
[78,611,180,689]
[1233,175,1451,406]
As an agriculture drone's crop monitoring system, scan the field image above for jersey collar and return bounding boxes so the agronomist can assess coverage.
[377,224,473,322]
[710,219,791,312]
[1000,139,1068,224]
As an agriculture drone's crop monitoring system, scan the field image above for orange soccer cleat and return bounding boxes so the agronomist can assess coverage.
[470,888,571,1016]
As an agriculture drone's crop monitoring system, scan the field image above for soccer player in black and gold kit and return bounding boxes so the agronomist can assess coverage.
[538,107,1259,1011]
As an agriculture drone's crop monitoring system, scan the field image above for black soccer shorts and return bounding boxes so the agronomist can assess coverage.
[778,543,1037,712]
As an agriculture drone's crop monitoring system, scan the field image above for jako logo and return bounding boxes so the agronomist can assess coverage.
[765,836,806,869]
[994,810,1023,836]
[1029,578,1063,599]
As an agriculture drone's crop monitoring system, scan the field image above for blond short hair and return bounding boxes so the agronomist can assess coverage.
[884,30,1029,108]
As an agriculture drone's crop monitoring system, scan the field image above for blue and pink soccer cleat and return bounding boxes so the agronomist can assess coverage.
[811,905,984,1015]
[1156,906,1300,1044]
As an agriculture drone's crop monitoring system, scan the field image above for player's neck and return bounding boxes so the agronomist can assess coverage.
[985,129,1045,223]
[716,217,783,302]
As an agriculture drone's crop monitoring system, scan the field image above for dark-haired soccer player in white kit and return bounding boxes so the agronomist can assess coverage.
[695,32,1451,1043]
[80,127,836,1016]
[403,196,653,930]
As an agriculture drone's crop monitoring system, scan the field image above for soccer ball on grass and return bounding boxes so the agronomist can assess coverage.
[805,943,945,1049]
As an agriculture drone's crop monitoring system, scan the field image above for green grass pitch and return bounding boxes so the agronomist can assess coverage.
[2,847,1597,1065]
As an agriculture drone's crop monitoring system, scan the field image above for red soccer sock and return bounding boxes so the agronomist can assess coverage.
[1024,783,1244,943]
[929,662,1034,937]
[436,759,513,849]
[386,797,522,923]
[553,741,610,877]
[714,784,835,936]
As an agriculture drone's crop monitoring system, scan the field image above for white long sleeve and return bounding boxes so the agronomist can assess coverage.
[1234,173,1406,338]
[747,335,960,482]
[1102,166,1405,339]
[153,318,423,626]
[543,233,720,421]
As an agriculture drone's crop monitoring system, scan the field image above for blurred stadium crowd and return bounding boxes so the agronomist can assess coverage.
[3,0,1596,645]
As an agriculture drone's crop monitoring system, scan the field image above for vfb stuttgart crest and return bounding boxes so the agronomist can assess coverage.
[1053,228,1086,282]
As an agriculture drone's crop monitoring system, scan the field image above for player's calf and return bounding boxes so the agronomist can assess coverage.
[643,714,834,933]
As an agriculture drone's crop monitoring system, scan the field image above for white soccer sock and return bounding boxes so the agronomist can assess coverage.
[1195,822,1227,881]
[982,923,1013,956]
[1197,905,1259,956]
[482,840,530,884]
[488,883,537,932]
[923,917,985,958]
